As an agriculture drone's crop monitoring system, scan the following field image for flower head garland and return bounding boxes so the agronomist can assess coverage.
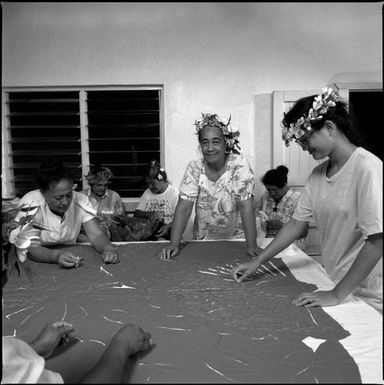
[149,160,166,181]
[281,88,342,147]
[85,166,114,185]
[194,113,241,155]
[2,202,50,267]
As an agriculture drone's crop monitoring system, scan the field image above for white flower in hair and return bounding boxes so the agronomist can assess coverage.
[281,88,341,146]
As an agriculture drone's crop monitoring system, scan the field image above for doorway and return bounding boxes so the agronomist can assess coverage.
[349,90,383,160]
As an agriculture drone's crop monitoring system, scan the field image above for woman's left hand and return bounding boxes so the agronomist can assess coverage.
[247,246,264,258]
[291,290,342,308]
[102,246,119,264]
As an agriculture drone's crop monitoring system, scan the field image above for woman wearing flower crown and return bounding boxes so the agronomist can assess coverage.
[231,88,382,314]
[78,163,125,241]
[133,160,179,240]
[160,113,263,260]
[11,158,119,268]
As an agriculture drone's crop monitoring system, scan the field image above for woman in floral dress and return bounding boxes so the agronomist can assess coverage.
[160,113,263,260]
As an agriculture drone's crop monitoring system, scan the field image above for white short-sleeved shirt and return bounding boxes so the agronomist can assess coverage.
[293,147,382,311]
[2,336,63,383]
[179,153,255,240]
[136,184,179,224]
[16,190,96,245]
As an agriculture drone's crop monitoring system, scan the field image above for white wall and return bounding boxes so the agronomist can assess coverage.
[2,2,382,200]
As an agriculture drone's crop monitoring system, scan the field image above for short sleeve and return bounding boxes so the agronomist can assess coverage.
[232,155,255,201]
[179,160,201,202]
[356,158,382,238]
[292,183,313,222]
[136,189,150,211]
[113,192,125,216]
[73,192,96,224]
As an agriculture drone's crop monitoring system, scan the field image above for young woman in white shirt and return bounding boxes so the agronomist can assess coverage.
[231,88,382,314]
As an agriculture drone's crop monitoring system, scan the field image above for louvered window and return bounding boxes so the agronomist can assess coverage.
[4,88,161,199]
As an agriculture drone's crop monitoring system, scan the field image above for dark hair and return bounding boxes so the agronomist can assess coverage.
[282,95,363,146]
[36,158,74,191]
[146,160,167,182]
[261,165,288,188]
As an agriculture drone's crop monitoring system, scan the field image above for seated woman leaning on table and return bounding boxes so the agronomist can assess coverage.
[231,88,382,314]
[160,113,263,260]
[256,165,306,251]
[78,163,125,242]
[12,158,119,268]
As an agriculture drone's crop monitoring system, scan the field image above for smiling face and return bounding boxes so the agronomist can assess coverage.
[199,125,226,165]
[298,125,334,161]
[43,179,74,216]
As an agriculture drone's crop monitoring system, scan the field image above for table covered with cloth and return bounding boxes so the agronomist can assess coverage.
[2,239,382,383]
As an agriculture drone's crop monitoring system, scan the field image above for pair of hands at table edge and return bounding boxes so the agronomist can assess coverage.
[54,245,119,268]
[159,243,264,261]
[28,321,152,384]
[231,258,345,309]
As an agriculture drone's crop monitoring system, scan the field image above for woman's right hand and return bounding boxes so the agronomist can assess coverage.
[159,245,180,260]
[231,260,260,283]
[57,251,82,269]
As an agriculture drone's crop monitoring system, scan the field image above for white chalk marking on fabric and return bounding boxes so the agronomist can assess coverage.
[314,376,319,383]
[306,307,319,326]
[206,363,235,382]
[261,264,278,277]
[16,287,27,290]
[156,326,192,332]
[149,304,161,309]
[217,332,232,335]
[77,305,88,317]
[198,270,219,276]
[34,306,46,314]
[295,366,310,376]
[99,266,113,276]
[74,336,84,343]
[165,314,184,318]
[207,268,218,272]
[146,376,151,382]
[103,315,123,324]
[255,280,268,286]
[61,303,67,321]
[223,278,233,281]
[52,276,56,281]
[284,354,292,360]
[207,309,217,313]
[89,339,106,346]
[110,308,128,313]
[233,358,248,366]
[19,314,32,325]
[6,305,35,319]
[251,336,265,340]
[153,363,174,366]
[269,261,287,277]
[110,284,136,289]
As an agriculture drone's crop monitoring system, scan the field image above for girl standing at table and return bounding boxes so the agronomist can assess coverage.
[12,158,119,268]
[256,165,306,251]
[160,113,262,260]
[134,160,179,240]
[231,88,382,313]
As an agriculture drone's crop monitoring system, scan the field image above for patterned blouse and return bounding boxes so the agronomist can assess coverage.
[256,189,306,250]
[179,153,255,240]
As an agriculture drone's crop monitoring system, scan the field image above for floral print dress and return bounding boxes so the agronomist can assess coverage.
[179,153,255,240]
[256,189,306,250]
